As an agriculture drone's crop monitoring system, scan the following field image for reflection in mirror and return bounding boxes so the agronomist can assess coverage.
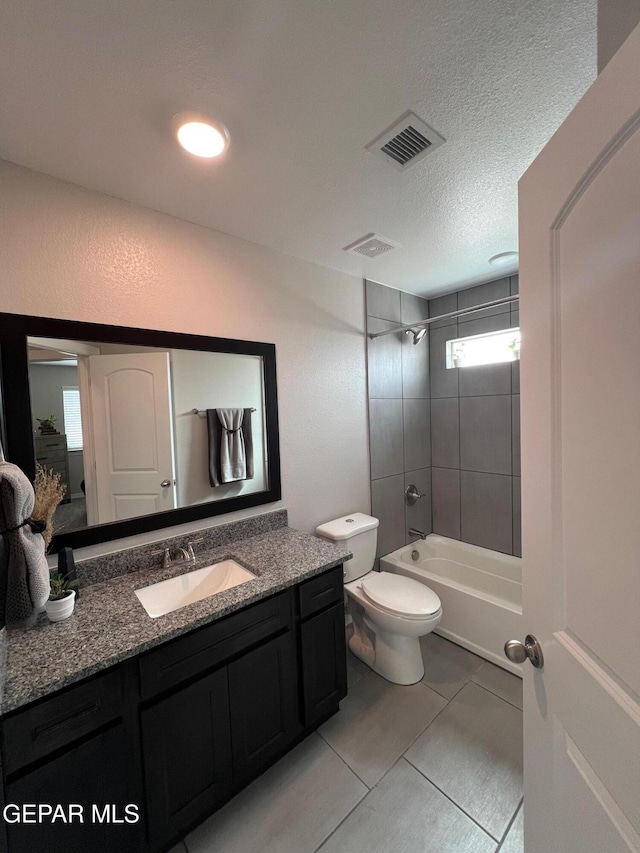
[27,337,268,536]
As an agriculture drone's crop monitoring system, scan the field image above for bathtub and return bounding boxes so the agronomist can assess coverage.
[380,534,523,676]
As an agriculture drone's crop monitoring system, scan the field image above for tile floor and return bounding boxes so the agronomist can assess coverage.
[174,633,524,853]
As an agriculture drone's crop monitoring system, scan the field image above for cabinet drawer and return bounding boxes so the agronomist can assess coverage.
[3,668,123,776]
[298,565,343,619]
[35,448,67,464]
[139,590,291,700]
[35,437,67,451]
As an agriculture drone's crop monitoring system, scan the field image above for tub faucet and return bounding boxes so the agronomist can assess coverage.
[408,528,427,540]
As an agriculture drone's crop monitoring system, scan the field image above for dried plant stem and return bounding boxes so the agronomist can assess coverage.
[32,463,67,549]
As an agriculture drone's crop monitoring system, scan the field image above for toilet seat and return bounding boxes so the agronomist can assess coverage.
[360,572,441,619]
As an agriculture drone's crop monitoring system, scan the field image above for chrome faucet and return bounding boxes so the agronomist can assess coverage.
[152,538,204,570]
[408,528,427,540]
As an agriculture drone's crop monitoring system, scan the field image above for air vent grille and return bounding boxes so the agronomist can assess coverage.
[367,111,445,171]
[343,233,399,258]
[381,126,431,166]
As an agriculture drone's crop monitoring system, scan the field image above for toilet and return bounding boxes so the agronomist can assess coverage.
[316,513,442,685]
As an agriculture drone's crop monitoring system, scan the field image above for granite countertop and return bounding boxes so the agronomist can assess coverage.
[2,528,351,714]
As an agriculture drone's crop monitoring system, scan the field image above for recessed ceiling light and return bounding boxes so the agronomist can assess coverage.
[173,112,229,158]
[488,251,519,267]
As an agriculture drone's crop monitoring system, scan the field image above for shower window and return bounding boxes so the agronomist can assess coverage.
[446,328,520,369]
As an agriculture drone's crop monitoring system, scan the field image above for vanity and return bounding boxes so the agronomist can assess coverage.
[0,524,349,853]
[0,313,350,852]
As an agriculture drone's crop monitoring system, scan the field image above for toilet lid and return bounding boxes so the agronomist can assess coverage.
[361,572,441,617]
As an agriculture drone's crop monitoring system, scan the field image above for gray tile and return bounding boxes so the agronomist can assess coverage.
[430,324,459,398]
[511,360,520,394]
[400,291,429,324]
[403,398,431,471]
[404,468,432,542]
[366,280,401,322]
[499,803,523,853]
[317,759,496,853]
[432,467,461,539]
[319,671,446,788]
[510,275,519,295]
[460,396,512,475]
[460,471,513,555]
[457,314,514,396]
[472,662,523,710]
[186,733,367,853]
[512,478,521,558]
[405,681,523,841]
[458,277,511,322]
[512,395,520,477]
[420,633,485,700]
[401,330,430,398]
[371,475,406,557]
[369,399,404,480]
[346,649,369,689]
[367,317,403,398]
[457,310,512,338]
[431,398,460,469]
[428,292,458,328]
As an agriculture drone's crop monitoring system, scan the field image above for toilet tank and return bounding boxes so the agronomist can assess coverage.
[315,513,379,583]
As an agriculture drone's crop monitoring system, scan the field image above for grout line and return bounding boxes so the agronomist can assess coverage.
[469,678,523,712]
[495,796,524,851]
[309,759,408,853]
[405,756,501,844]
[316,730,372,790]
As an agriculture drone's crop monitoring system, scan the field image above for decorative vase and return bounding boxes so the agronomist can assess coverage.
[45,590,76,622]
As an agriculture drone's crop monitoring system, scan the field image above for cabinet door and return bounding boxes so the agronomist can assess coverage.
[141,667,232,850]
[228,632,299,785]
[6,724,141,853]
[300,602,347,726]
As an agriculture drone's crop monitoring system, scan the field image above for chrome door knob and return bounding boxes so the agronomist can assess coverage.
[160,480,171,488]
[504,634,544,669]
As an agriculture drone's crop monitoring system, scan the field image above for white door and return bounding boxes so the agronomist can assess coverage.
[88,352,176,523]
[519,23,640,853]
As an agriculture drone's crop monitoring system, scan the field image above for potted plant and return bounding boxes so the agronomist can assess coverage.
[45,572,79,622]
[37,415,59,435]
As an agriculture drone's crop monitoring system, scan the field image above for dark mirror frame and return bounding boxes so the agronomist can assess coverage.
[0,313,281,552]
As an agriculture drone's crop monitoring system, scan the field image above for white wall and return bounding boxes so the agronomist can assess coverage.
[0,160,370,558]
[170,349,267,506]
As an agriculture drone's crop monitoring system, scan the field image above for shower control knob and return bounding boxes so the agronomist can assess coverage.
[504,635,544,669]
[405,484,426,506]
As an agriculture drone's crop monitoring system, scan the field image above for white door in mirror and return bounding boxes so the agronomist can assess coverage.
[134,560,256,618]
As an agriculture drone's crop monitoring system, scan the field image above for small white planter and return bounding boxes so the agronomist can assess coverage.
[45,590,76,622]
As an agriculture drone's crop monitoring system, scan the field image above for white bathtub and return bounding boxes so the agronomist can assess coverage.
[380,534,523,676]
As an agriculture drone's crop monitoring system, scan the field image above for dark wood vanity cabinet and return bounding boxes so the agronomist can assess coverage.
[1,670,140,853]
[297,567,348,725]
[0,565,347,853]
[141,667,233,850]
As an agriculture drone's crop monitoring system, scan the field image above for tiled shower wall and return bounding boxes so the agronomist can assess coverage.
[366,275,521,560]
[366,281,432,559]
[428,275,520,557]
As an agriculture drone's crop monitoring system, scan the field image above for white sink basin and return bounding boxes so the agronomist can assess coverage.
[135,560,257,618]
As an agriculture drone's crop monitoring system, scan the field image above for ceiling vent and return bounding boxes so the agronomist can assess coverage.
[343,233,400,258]
[366,111,445,171]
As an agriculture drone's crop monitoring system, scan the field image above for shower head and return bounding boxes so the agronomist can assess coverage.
[405,328,428,345]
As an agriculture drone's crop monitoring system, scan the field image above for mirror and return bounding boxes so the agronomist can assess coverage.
[0,314,281,551]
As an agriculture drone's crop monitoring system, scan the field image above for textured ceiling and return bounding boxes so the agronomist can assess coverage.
[0,0,596,295]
